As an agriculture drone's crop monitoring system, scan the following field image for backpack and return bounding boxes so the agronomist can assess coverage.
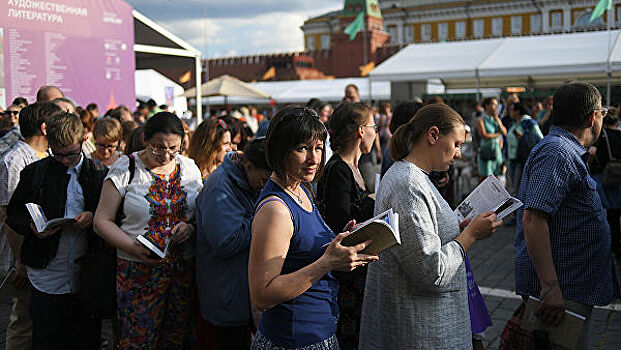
[516,119,541,164]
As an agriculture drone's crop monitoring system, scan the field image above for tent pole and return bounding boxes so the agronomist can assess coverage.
[475,69,481,103]
[195,55,203,125]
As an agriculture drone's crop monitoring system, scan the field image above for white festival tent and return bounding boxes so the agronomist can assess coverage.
[202,78,391,105]
[370,30,621,100]
[135,69,187,116]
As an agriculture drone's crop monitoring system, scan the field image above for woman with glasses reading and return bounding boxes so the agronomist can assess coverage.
[94,112,203,349]
[316,102,377,349]
[88,117,122,176]
[187,118,233,181]
[249,107,379,350]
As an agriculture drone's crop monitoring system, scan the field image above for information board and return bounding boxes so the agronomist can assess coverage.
[0,0,135,110]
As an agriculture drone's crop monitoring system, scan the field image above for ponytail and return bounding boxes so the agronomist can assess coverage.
[389,103,464,161]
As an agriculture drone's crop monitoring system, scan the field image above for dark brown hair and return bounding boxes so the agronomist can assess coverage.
[328,102,371,152]
[390,103,464,161]
[265,106,327,183]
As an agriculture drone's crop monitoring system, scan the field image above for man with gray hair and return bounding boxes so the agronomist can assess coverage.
[35,85,63,103]
[512,82,620,349]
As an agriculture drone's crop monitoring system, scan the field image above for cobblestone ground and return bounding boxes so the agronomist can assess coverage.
[1,224,620,349]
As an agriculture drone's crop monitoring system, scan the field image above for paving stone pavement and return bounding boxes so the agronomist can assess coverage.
[468,224,621,350]
[1,224,620,349]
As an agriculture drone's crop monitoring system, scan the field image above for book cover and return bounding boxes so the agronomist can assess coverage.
[520,296,586,349]
[136,231,170,259]
[340,208,400,255]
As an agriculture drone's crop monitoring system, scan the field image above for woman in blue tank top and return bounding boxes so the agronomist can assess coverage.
[249,107,379,349]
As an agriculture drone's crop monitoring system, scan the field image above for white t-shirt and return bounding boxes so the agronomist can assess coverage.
[105,152,203,262]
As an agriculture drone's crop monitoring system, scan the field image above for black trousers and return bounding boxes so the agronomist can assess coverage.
[214,325,252,350]
[29,287,101,350]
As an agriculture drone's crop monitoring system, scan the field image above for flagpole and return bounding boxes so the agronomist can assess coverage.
[607,9,612,107]
[362,16,371,104]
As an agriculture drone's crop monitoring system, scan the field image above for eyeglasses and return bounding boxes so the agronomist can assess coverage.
[52,145,83,160]
[362,124,380,132]
[148,144,181,157]
[3,111,19,116]
[595,108,609,117]
[95,143,119,150]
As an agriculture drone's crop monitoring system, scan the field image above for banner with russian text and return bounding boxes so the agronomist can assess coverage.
[0,0,135,110]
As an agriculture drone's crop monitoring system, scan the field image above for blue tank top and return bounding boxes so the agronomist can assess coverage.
[254,179,339,348]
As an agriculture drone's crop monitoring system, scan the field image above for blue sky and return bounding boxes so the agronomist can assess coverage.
[126,0,343,58]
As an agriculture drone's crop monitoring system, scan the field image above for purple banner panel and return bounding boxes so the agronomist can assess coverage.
[0,0,135,110]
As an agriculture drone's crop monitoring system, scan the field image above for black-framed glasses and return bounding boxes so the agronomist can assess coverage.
[52,143,83,160]
[95,143,119,150]
[147,144,182,157]
[3,111,19,116]
[362,124,380,132]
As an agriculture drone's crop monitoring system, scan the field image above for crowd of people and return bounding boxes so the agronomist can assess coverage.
[0,80,618,350]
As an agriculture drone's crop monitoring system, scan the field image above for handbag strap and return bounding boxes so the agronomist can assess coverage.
[602,128,617,162]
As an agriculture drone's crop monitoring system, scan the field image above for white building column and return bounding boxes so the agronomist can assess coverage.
[542,8,550,33]
[396,21,404,43]
[563,6,571,32]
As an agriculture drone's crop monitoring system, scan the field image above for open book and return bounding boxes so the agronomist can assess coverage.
[0,268,17,295]
[454,175,523,222]
[26,203,75,233]
[340,209,400,255]
[136,231,170,259]
[520,296,586,349]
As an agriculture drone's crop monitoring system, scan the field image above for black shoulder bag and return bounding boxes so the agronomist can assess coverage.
[79,155,135,318]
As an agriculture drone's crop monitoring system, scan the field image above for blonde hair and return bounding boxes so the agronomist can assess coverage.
[46,111,84,149]
[93,117,122,143]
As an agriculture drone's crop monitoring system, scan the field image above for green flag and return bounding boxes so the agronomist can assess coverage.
[344,12,365,41]
[590,0,612,22]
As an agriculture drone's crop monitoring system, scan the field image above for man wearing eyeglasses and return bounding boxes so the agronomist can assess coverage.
[0,105,25,160]
[6,111,104,349]
[512,82,620,349]
[0,102,60,350]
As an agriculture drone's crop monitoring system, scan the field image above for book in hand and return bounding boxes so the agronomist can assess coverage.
[520,296,586,350]
[454,175,523,223]
[0,268,17,295]
[136,231,171,259]
[340,208,400,255]
[25,202,75,233]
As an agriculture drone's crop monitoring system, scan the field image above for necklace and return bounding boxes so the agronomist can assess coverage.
[272,177,303,204]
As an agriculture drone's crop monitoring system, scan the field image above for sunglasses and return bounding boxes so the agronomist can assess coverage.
[4,111,19,116]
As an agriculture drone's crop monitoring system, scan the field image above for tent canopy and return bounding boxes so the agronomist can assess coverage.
[199,77,390,105]
[133,9,203,121]
[370,30,621,89]
[184,75,271,99]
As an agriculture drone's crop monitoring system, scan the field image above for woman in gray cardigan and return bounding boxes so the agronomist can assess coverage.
[359,104,501,349]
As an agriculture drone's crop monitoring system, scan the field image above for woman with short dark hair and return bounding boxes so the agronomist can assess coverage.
[249,107,378,350]
[94,112,203,349]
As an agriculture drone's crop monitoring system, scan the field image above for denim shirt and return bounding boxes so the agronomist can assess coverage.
[515,126,620,306]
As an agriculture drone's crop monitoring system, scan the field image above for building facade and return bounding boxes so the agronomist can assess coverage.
[376,0,619,45]
[206,0,621,83]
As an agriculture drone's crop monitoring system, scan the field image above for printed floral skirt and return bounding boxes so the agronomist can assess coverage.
[116,255,194,349]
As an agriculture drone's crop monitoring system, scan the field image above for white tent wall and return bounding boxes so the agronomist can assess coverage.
[201,78,391,105]
[371,30,621,97]
[135,69,187,116]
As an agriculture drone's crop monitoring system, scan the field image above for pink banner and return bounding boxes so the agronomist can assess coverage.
[0,0,135,110]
